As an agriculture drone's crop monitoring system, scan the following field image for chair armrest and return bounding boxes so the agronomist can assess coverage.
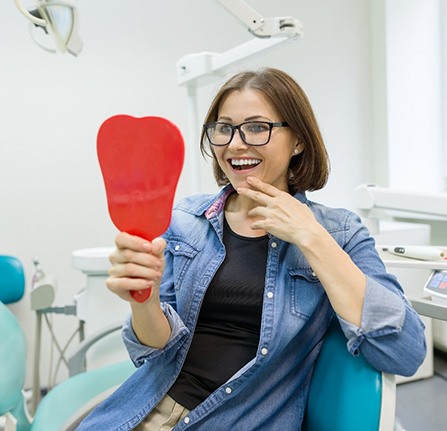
[59,384,120,431]
[32,360,136,431]
[68,322,123,376]
[379,373,396,431]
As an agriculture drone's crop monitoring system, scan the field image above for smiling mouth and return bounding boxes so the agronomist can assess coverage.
[229,158,261,170]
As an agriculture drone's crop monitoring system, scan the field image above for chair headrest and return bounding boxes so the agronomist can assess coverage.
[0,255,25,304]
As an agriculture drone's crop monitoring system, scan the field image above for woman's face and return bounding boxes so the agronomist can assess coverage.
[212,89,301,192]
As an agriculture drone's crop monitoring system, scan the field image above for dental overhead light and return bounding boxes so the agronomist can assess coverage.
[14,0,82,56]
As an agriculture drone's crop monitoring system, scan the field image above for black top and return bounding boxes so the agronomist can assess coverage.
[168,219,269,410]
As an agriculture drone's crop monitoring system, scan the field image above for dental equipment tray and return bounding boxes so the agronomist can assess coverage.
[424,270,447,305]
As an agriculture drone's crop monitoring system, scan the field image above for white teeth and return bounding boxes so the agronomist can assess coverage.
[231,159,261,166]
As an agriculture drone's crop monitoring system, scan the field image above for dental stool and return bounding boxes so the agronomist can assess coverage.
[0,255,136,431]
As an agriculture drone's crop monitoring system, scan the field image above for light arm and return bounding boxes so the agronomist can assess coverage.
[14,0,46,26]
[217,0,302,38]
[177,0,303,86]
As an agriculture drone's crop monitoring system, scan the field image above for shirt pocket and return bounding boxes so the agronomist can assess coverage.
[288,267,324,319]
[166,239,199,290]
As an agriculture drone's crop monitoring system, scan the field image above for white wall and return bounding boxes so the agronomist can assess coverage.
[386,0,444,192]
[442,0,447,186]
[1,0,375,389]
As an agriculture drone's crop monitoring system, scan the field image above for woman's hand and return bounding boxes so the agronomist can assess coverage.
[107,232,171,348]
[238,176,366,327]
[106,232,166,304]
[236,176,321,248]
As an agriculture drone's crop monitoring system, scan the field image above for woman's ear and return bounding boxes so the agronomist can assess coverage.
[292,142,304,156]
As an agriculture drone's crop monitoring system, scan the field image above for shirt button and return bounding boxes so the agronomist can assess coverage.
[267,291,274,299]
[311,271,316,277]
[271,242,277,248]
[261,347,268,356]
[184,416,190,424]
[225,387,232,394]
[174,245,180,251]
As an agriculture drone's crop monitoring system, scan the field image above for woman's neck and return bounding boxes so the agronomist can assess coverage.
[224,192,267,238]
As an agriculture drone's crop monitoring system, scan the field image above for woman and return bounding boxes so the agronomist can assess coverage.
[77,68,426,430]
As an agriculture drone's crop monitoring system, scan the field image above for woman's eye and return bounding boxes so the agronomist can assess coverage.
[247,123,268,134]
[217,124,232,134]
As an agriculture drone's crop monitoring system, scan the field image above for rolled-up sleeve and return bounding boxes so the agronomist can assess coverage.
[338,276,426,376]
[339,275,406,353]
[122,302,190,367]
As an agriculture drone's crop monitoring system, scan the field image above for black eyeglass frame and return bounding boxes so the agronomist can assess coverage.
[203,121,289,147]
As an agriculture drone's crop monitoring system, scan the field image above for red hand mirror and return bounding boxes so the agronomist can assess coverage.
[97,115,184,302]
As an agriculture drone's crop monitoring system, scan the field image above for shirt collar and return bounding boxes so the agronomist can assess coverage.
[205,184,235,220]
[203,184,308,220]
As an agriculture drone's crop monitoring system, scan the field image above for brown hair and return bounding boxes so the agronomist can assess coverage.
[200,67,330,194]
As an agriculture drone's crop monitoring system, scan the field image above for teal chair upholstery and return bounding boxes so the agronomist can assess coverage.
[0,255,136,431]
[0,301,136,431]
[0,255,25,304]
[0,301,29,431]
[303,319,396,431]
[31,358,135,430]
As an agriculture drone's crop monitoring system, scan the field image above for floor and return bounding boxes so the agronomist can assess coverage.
[395,349,447,431]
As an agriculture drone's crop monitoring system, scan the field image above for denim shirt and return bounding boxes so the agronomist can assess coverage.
[77,186,426,431]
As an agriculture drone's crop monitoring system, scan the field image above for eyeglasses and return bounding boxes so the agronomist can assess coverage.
[203,121,289,147]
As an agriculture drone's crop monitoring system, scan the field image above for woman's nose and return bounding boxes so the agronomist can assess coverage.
[228,129,248,150]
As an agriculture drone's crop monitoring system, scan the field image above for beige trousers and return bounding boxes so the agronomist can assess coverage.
[134,394,190,431]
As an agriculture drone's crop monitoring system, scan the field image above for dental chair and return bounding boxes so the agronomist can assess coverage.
[0,255,136,431]
[1,254,395,430]
[303,318,396,431]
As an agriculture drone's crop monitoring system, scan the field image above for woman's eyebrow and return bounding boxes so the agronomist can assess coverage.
[216,115,270,122]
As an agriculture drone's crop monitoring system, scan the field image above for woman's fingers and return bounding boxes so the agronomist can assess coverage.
[106,232,166,301]
[106,276,153,295]
[235,176,318,244]
[106,260,163,301]
[111,233,165,265]
[109,260,162,279]
[115,231,148,252]
[151,237,167,256]
[237,176,281,201]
